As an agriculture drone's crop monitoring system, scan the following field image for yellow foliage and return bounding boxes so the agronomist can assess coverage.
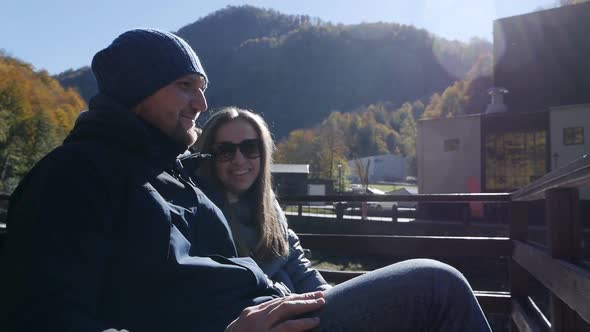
[276,103,415,179]
[0,54,86,192]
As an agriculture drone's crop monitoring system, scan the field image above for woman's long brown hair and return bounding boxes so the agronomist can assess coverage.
[195,107,288,261]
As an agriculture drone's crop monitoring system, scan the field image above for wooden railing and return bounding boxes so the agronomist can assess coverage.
[0,192,7,252]
[279,193,514,325]
[508,155,590,332]
[279,155,590,332]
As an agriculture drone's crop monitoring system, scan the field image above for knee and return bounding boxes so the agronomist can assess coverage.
[405,259,471,291]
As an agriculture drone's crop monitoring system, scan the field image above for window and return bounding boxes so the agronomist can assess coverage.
[563,127,584,145]
[485,130,546,191]
[444,138,460,152]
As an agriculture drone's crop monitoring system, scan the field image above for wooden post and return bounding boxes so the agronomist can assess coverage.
[509,201,530,332]
[335,202,344,221]
[391,205,398,222]
[462,205,470,226]
[545,188,586,332]
[298,203,303,216]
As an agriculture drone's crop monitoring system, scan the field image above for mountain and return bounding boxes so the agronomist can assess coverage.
[56,5,491,139]
[55,66,96,102]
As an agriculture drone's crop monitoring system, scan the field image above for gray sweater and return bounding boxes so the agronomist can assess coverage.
[226,199,331,293]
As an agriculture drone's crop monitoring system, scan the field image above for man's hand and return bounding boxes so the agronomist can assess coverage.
[225,291,325,332]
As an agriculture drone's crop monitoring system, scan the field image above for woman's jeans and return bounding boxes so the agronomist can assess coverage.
[311,259,491,331]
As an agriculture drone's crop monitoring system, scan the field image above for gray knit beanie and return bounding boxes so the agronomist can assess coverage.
[91,28,208,109]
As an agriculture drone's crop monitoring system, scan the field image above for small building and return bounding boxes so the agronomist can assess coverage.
[307,178,336,196]
[419,3,590,198]
[417,114,481,194]
[271,164,309,197]
[347,154,407,183]
[418,107,590,195]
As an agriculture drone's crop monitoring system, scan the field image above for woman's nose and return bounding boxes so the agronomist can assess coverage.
[231,149,247,163]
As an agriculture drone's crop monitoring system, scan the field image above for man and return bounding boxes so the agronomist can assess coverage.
[1,29,490,331]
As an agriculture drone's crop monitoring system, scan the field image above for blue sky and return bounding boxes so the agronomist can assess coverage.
[0,0,555,75]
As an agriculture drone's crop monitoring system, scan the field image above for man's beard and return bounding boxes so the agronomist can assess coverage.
[171,121,198,147]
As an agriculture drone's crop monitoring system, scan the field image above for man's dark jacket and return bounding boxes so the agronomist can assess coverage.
[0,95,279,331]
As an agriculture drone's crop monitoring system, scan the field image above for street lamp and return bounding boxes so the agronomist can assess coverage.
[337,161,343,193]
[552,152,560,170]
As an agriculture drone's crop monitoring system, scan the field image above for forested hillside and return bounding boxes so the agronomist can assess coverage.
[0,52,85,192]
[57,5,491,139]
[275,52,493,178]
[55,66,96,104]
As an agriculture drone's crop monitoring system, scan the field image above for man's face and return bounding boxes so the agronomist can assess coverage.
[134,74,207,147]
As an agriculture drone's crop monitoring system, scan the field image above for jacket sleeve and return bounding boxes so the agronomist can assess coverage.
[283,228,332,293]
[274,200,331,293]
[2,148,125,332]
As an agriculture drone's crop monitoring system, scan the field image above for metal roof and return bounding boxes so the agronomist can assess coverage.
[271,164,309,174]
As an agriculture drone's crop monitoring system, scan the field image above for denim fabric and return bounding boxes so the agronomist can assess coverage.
[312,259,491,332]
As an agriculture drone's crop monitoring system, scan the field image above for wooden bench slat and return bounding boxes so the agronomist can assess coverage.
[299,234,512,258]
[280,193,511,203]
[512,240,590,324]
[511,297,551,332]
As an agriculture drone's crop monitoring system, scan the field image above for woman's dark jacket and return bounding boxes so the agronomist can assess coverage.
[0,95,280,332]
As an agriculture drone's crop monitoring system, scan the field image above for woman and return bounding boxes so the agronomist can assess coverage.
[194,107,330,294]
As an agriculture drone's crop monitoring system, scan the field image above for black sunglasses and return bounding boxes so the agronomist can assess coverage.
[212,138,262,162]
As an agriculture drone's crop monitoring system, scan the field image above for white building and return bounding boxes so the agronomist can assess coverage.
[347,154,407,183]
[417,114,481,194]
[271,164,309,196]
[418,105,590,196]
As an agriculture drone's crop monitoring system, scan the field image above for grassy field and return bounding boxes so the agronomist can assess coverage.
[311,258,365,271]
[284,206,333,214]
[356,183,416,193]
[368,184,403,192]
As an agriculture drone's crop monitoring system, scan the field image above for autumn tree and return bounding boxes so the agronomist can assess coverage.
[316,113,349,180]
[353,158,371,189]
[275,101,419,182]
[274,129,316,164]
[0,53,85,192]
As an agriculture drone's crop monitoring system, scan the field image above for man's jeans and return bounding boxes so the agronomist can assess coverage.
[312,259,492,331]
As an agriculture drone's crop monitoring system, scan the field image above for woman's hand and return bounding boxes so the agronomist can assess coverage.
[225,291,325,332]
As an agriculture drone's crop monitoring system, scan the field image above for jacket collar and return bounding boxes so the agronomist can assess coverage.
[64,93,187,164]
